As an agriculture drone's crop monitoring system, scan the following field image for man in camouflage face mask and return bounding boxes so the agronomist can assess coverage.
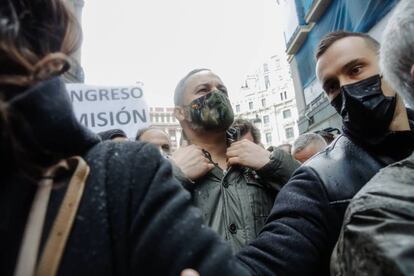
[184,89,234,132]
[170,69,299,252]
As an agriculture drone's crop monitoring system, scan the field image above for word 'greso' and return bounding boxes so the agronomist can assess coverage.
[70,87,143,102]
[79,108,147,127]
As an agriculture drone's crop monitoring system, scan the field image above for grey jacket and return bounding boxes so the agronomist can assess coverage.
[174,148,300,252]
[331,151,414,276]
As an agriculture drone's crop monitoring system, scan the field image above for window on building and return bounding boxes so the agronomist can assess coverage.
[264,75,270,90]
[283,109,292,119]
[249,101,253,110]
[280,91,287,101]
[161,114,165,123]
[261,98,266,108]
[236,104,240,113]
[168,130,176,141]
[150,114,154,123]
[265,132,272,144]
[285,127,294,139]
[275,57,281,70]
[155,114,159,123]
[263,63,269,72]
[263,115,269,124]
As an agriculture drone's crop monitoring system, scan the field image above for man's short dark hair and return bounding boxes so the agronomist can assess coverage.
[232,118,261,144]
[98,129,127,141]
[315,31,380,60]
[174,68,211,106]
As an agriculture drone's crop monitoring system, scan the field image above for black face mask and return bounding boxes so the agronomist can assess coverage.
[331,74,397,145]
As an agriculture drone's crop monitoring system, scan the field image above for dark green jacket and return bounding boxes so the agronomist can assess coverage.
[174,148,299,252]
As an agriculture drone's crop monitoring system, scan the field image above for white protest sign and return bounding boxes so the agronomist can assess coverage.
[66,83,149,138]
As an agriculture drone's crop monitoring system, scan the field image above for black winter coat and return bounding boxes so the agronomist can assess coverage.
[331,151,414,275]
[237,128,414,276]
[0,78,250,276]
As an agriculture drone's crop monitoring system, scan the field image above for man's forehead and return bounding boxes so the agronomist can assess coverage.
[316,36,375,79]
[185,71,223,89]
[143,129,168,139]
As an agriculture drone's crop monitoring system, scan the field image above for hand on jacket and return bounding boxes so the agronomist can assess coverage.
[226,139,271,170]
[171,145,214,181]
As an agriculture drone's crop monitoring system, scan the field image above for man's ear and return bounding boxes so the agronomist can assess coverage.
[174,106,186,122]
[410,64,414,80]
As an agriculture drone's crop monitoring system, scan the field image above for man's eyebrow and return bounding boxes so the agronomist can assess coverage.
[341,58,364,73]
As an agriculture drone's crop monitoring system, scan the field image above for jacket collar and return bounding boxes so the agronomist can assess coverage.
[344,107,414,164]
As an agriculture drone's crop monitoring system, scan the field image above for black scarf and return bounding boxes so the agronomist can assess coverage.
[0,77,100,176]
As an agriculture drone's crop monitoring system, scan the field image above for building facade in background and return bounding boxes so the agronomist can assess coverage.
[277,0,399,134]
[149,107,182,151]
[65,0,85,83]
[232,54,299,149]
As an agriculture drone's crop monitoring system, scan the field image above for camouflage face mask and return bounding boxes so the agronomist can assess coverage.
[186,90,234,131]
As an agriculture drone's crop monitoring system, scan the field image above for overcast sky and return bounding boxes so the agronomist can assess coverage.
[81,0,287,107]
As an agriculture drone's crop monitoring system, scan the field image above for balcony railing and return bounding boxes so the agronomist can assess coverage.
[285,23,314,55]
[305,0,331,23]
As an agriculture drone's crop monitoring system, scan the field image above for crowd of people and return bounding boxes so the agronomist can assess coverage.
[1,0,414,275]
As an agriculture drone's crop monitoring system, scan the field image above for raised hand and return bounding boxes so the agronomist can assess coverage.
[171,145,214,181]
[226,139,271,170]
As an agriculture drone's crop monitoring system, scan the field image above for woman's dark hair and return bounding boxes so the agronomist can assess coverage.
[0,0,81,86]
[0,0,82,177]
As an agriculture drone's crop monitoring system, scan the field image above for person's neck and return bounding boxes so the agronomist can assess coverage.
[389,95,411,132]
[186,129,228,170]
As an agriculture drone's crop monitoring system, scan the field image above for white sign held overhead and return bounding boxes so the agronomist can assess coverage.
[66,84,149,138]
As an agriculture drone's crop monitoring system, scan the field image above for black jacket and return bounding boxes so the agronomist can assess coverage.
[0,78,250,276]
[331,151,414,275]
[237,128,414,275]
